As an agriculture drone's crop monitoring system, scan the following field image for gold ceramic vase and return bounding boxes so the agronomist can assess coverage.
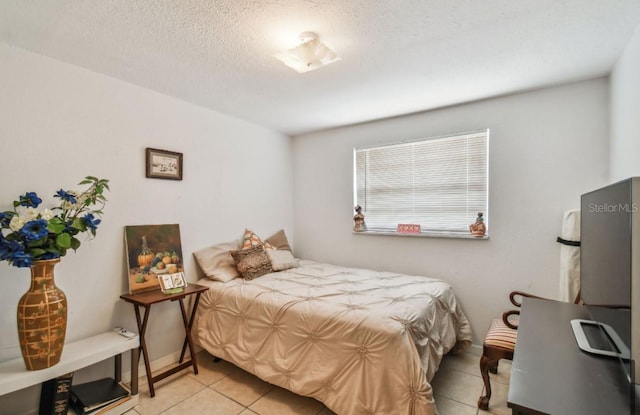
[17,258,67,370]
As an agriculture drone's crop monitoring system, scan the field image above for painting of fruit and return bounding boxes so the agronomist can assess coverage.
[124,224,184,294]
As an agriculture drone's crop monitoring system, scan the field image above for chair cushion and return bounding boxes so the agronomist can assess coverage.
[484,319,517,350]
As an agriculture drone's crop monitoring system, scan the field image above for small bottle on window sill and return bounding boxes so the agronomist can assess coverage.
[353,205,366,232]
[470,212,486,237]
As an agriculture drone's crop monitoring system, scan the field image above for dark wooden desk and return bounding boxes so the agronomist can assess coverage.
[507,297,632,415]
[120,284,209,397]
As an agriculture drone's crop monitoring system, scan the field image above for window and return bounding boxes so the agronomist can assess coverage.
[354,129,489,237]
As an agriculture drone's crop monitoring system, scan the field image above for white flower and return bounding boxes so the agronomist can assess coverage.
[24,207,40,220]
[41,209,55,220]
[9,215,26,232]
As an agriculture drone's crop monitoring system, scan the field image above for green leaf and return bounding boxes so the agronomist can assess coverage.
[56,233,72,249]
[29,248,47,257]
[71,217,87,232]
[27,238,47,248]
[47,218,66,234]
[70,237,81,251]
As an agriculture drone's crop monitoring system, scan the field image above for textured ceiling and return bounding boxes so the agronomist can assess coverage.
[1,0,639,136]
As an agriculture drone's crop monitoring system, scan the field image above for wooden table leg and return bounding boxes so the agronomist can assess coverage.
[133,304,155,397]
[176,295,200,375]
[178,292,203,365]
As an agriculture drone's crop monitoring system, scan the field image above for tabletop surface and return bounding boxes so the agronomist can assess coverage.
[507,297,632,415]
[120,283,208,306]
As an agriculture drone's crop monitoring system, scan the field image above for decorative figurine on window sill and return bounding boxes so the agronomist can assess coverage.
[353,205,366,232]
[469,212,486,237]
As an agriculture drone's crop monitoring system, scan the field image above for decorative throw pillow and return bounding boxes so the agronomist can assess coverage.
[265,229,293,254]
[193,240,241,282]
[241,229,274,250]
[230,243,273,280]
[266,248,298,271]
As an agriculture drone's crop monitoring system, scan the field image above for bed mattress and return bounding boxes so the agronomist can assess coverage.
[192,259,472,415]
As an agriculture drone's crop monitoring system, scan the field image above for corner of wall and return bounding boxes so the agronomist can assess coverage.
[610,24,640,181]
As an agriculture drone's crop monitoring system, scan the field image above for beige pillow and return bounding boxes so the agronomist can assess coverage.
[266,249,298,271]
[265,229,293,253]
[230,244,273,280]
[241,228,274,250]
[193,240,241,282]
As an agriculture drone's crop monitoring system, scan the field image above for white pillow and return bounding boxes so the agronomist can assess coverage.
[193,240,241,282]
[266,249,298,271]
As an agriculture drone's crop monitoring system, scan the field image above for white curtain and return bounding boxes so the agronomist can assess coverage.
[559,209,581,303]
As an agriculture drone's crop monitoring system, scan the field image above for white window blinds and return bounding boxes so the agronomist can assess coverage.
[354,130,489,234]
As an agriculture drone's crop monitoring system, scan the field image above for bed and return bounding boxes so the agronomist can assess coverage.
[191,256,472,415]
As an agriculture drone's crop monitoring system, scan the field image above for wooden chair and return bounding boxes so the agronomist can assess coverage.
[477,291,544,410]
[477,290,582,410]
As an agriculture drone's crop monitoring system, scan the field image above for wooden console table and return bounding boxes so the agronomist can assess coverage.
[120,284,208,397]
[0,331,139,414]
[507,297,631,414]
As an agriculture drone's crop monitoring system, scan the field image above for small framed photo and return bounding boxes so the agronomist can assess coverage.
[146,148,183,180]
[158,272,187,294]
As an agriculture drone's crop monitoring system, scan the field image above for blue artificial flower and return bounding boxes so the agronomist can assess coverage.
[54,189,77,204]
[83,213,101,231]
[10,251,33,268]
[19,219,49,242]
[0,239,28,264]
[39,251,61,260]
[1,176,109,268]
[0,239,16,261]
[18,192,42,208]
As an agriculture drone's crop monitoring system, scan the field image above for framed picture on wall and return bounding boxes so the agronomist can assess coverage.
[145,148,183,180]
[124,224,184,294]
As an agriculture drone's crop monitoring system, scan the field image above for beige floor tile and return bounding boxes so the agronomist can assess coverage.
[477,381,511,415]
[435,396,479,415]
[438,350,481,377]
[431,367,484,407]
[135,372,206,415]
[487,360,512,386]
[211,367,274,406]
[160,388,245,415]
[190,351,240,386]
[249,387,324,415]
[129,347,512,415]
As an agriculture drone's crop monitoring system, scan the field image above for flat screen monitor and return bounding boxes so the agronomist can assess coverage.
[579,177,640,409]
[580,178,633,308]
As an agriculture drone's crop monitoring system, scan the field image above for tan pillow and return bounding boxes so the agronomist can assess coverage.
[230,243,273,280]
[241,228,274,250]
[265,229,293,253]
[193,240,241,282]
[266,249,298,271]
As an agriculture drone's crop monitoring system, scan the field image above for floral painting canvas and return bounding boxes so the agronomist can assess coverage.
[124,224,184,294]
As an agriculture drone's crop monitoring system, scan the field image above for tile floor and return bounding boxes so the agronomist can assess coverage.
[123,349,512,415]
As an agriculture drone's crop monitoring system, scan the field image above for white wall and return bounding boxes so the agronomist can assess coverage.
[292,79,609,345]
[610,24,640,181]
[0,43,293,414]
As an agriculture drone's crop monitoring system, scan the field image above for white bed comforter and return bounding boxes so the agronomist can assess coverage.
[192,260,472,415]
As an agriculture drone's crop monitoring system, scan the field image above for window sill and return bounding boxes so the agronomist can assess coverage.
[352,229,489,240]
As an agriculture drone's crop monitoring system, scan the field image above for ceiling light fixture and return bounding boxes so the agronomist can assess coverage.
[274,32,340,73]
